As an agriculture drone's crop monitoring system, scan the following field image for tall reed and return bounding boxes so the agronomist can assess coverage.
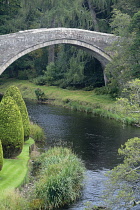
[30,122,45,142]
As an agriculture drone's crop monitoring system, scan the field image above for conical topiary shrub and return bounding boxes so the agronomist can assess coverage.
[0,96,24,158]
[3,85,30,141]
[0,140,3,170]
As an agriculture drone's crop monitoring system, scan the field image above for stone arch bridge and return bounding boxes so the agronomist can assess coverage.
[0,28,118,75]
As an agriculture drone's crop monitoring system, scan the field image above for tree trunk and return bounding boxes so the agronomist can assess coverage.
[103,70,108,86]
[87,0,100,32]
[101,64,108,86]
[48,45,55,64]
[48,19,55,64]
[87,0,109,85]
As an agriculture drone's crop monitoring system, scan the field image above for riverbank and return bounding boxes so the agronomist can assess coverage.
[0,78,139,125]
[0,143,86,210]
[0,138,34,197]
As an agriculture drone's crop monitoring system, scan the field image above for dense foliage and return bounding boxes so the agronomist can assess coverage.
[0,96,24,158]
[0,140,3,170]
[3,85,30,141]
[104,1,140,96]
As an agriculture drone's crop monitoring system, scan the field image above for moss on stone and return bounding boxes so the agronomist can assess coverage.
[3,85,30,141]
[0,96,24,158]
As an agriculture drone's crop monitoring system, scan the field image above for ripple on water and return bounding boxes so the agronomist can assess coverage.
[26,101,140,209]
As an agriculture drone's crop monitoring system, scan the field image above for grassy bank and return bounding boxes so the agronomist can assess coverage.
[0,146,85,210]
[0,138,34,197]
[0,79,139,125]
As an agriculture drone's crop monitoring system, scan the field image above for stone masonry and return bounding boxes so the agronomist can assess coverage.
[0,28,118,75]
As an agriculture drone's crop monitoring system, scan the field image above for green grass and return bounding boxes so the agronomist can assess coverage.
[0,78,139,125]
[0,78,113,101]
[0,78,115,106]
[0,138,34,196]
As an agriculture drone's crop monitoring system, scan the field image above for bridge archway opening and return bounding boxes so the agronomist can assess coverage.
[1,40,106,88]
[0,38,111,75]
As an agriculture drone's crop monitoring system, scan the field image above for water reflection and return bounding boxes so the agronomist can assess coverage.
[26,100,140,208]
[26,101,139,170]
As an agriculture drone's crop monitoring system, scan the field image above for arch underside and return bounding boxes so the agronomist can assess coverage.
[0,39,112,75]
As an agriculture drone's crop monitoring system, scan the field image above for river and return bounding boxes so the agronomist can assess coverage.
[25,100,140,209]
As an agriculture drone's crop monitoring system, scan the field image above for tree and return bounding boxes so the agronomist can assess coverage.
[112,0,140,16]
[0,96,24,158]
[63,55,85,88]
[114,79,140,124]
[0,0,21,34]
[105,8,140,96]
[86,0,113,32]
[3,85,30,141]
[0,140,3,171]
[104,137,140,209]
[122,79,140,107]
[44,62,59,85]
[109,9,131,36]
[128,11,140,79]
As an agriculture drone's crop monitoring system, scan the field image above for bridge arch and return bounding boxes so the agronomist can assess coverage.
[0,28,117,75]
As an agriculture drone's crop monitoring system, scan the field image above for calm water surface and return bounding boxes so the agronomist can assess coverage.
[26,101,140,209]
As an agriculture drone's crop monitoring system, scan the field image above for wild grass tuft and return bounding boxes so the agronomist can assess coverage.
[0,190,29,210]
[30,147,85,209]
[30,122,45,143]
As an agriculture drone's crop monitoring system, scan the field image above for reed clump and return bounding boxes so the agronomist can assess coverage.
[30,122,45,143]
[30,147,85,209]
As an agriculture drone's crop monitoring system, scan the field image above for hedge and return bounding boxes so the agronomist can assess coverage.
[3,85,30,141]
[0,96,24,158]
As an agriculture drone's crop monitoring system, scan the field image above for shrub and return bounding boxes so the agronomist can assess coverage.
[33,75,47,85]
[3,85,30,141]
[94,81,120,98]
[0,140,3,171]
[0,96,24,158]
[30,122,45,142]
[31,147,85,209]
[34,88,47,101]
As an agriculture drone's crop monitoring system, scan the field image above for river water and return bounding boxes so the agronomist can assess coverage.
[25,100,140,209]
